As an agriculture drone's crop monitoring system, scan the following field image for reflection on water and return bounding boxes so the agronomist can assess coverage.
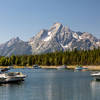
[0,69,100,100]
[91,80,100,100]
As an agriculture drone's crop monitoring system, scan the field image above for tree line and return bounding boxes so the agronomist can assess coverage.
[0,48,100,66]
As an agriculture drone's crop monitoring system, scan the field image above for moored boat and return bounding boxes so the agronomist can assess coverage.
[0,67,26,83]
[0,68,10,73]
[0,72,26,83]
[91,72,100,81]
[75,66,88,71]
[32,64,41,69]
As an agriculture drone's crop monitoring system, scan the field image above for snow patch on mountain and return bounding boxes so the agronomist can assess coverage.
[60,41,73,49]
[43,31,53,41]
[73,33,79,39]
[60,43,68,48]
[79,36,83,40]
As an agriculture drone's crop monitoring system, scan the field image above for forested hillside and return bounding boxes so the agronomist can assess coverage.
[0,48,100,66]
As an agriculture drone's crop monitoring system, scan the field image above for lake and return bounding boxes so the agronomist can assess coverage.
[0,69,100,100]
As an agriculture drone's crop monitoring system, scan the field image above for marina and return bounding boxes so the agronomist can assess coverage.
[0,68,100,100]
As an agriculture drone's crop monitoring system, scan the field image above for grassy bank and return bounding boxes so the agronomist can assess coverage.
[0,65,100,71]
[0,66,33,69]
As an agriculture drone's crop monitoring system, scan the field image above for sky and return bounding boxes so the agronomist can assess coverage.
[0,0,100,43]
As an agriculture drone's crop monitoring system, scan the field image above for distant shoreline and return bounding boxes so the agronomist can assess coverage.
[41,65,100,71]
[0,65,100,71]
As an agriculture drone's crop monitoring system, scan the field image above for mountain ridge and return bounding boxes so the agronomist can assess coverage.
[0,22,100,56]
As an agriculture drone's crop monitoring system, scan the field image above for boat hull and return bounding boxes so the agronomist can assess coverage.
[0,77,25,83]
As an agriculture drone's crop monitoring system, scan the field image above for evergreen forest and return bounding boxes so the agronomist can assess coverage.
[0,48,100,66]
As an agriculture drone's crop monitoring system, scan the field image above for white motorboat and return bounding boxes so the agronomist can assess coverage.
[32,64,41,69]
[91,72,100,80]
[0,72,26,83]
[75,66,88,71]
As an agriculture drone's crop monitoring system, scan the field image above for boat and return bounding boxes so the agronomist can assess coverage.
[91,72,100,81]
[32,64,41,69]
[0,68,10,72]
[75,66,88,71]
[0,68,26,83]
[0,72,26,83]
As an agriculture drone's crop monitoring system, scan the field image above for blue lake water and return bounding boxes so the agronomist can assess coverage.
[0,69,100,100]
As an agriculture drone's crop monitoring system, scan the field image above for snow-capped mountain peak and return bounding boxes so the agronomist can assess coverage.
[29,22,100,54]
[0,22,100,56]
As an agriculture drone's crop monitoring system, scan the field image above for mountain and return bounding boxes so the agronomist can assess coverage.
[29,22,100,54]
[0,22,100,56]
[0,37,32,56]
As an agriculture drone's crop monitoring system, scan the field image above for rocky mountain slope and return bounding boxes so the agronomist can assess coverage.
[29,22,100,54]
[0,37,32,56]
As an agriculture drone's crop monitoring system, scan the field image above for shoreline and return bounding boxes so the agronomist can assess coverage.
[0,65,100,71]
[41,65,100,71]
